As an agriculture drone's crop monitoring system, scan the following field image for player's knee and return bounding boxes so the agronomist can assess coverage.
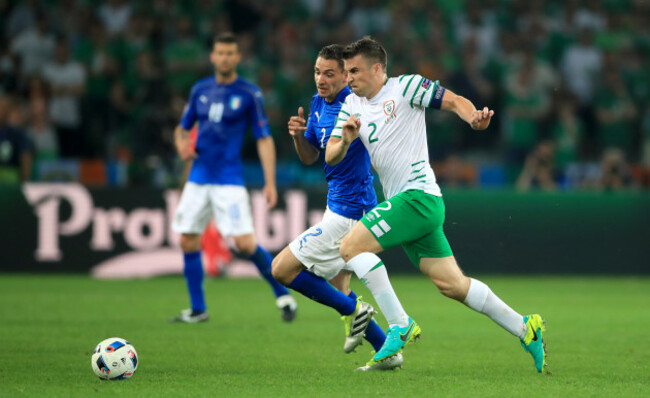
[270,256,289,286]
[339,235,360,263]
[237,243,256,256]
[270,258,283,282]
[180,234,201,253]
[234,236,257,256]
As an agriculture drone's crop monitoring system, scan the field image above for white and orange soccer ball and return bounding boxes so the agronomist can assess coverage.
[91,337,138,380]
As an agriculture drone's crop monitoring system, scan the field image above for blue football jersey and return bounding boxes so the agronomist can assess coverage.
[304,87,377,220]
[180,76,270,185]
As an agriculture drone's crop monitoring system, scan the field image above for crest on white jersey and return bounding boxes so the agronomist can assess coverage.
[230,96,242,110]
[383,100,395,116]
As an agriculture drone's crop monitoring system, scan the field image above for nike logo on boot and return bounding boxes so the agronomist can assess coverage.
[399,322,415,342]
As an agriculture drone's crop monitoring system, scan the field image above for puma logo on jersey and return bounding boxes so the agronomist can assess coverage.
[199,95,208,103]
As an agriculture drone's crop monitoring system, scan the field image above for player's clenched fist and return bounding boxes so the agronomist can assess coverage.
[175,138,197,161]
[341,115,361,144]
[470,106,494,130]
[288,106,307,136]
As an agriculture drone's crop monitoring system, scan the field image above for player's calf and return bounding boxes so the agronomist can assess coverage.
[420,256,470,301]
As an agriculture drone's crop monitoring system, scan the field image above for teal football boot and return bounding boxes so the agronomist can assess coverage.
[520,314,548,373]
[373,317,421,361]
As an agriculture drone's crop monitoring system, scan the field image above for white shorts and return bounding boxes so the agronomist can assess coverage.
[289,209,357,280]
[172,182,254,237]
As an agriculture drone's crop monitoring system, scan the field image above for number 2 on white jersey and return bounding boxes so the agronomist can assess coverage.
[368,122,378,143]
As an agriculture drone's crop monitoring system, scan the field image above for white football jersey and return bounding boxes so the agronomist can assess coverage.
[332,74,443,200]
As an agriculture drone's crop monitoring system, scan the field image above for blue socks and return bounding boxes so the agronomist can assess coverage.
[183,251,206,312]
[288,271,357,315]
[286,271,386,351]
[250,245,290,298]
[184,245,289,313]
[348,290,386,352]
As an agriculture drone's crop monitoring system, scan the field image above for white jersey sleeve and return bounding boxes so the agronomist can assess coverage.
[331,98,353,138]
[397,74,442,109]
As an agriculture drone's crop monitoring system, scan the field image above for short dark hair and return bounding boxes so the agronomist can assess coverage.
[317,44,345,71]
[214,32,238,46]
[343,37,387,71]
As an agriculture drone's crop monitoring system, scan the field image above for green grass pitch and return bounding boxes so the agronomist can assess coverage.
[1,275,648,397]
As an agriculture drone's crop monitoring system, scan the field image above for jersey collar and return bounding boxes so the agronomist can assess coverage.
[367,80,389,104]
[327,85,352,105]
[214,76,240,87]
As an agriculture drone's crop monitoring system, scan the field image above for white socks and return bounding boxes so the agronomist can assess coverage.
[346,254,526,337]
[464,278,527,339]
[347,252,409,327]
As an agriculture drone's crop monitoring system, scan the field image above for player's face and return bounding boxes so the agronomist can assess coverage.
[211,42,241,76]
[344,55,382,99]
[314,57,347,102]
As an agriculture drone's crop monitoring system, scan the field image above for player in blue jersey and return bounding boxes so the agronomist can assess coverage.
[170,32,297,323]
[271,45,406,370]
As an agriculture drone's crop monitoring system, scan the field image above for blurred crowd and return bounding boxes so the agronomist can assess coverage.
[1,0,649,191]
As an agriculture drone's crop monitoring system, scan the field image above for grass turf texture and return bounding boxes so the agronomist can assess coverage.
[0,275,648,397]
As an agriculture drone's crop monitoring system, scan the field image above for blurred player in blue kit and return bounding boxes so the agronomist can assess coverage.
[272,45,408,370]
[171,32,297,323]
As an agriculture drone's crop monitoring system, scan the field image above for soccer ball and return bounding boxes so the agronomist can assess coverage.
[91,337,138,380]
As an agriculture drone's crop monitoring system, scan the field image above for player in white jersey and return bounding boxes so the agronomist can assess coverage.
[325,37,547,373]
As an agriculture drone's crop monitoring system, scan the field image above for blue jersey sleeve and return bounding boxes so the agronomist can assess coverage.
[303,97,320,149]
[179,85,198,129]
[304,116,319,148]
[249,88,271,139]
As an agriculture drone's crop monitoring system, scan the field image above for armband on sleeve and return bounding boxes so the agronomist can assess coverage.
[428,82,446,109]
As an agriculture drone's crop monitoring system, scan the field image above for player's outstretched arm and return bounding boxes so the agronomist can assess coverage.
[325,116,360,165]
[288,106,319,165]
[257,136,278,209]
[174,125,197,161]
[441,89,494,130]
